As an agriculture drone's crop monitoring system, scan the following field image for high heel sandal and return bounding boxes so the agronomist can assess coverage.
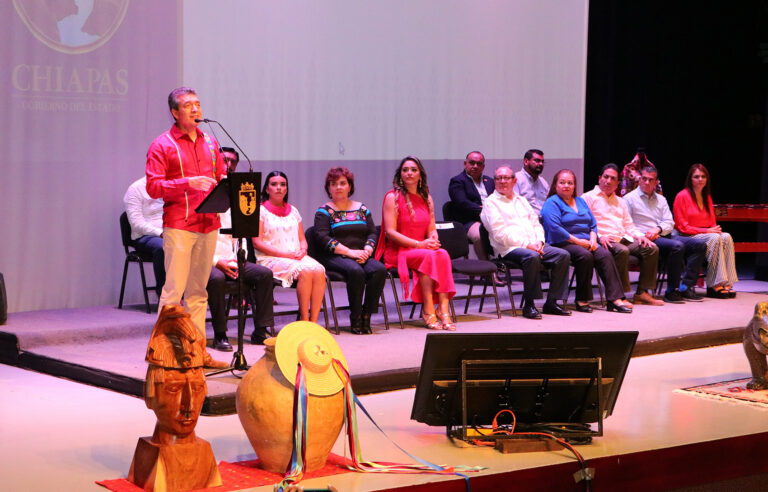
[422,313,443,330]
[706,287,730,299]
[722,286,737,298]
[438,311,456,331]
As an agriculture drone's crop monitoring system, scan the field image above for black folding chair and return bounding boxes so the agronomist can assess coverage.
[305,226,390,334]
[118,212,157,313]
[436,221,500,318]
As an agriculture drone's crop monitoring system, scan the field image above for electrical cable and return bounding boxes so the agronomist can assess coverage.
[464,409,594,491]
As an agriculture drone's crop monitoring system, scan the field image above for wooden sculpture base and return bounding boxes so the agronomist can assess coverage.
[128,436,222,492]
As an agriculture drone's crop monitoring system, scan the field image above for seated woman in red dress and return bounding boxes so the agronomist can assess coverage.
[672,163,738,298]
[375,156,456,330]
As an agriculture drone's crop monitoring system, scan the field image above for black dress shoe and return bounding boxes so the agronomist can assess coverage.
[361,313,373,334]
[542,302,571,316]
[680,288,703,302]
[706,287,730,299]
[250,331,267,345]
[606,300,632,313]
[213,336,233,352]
[350,315,364,334]
[522,304,542,320]
[574,302,593,313]
[663,290,685,304]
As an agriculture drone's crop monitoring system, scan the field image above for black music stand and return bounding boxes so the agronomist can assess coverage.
[196,172,261,372]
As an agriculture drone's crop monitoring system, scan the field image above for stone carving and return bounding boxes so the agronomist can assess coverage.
[743,301,768,390]
[128,305,222,491]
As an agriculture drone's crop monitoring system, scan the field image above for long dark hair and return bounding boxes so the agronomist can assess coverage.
[685,163,712,213]
[547,169,578,199]
[261,170,289,203]
[393,156,431,208]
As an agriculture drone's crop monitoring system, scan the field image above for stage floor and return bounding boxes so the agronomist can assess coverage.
[1,280,767,415]
[3,343,768,491]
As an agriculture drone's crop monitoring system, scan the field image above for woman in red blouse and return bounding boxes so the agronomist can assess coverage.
[672,163,737,298]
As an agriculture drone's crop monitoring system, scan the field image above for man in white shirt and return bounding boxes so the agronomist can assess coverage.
[513,149,550,215]
[123,176,164,297]
[481,166,571,319]
[624,167,706,302]
[206,150,274,350]
[583,163,662,306]
[206,210,274,350]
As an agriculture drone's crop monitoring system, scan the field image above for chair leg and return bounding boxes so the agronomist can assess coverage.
[465,276,475,314]
[118,259,130,309]
[380,291,390,330]
[505,268,517,316]
[489,275,501,319]
[325,277,340,334]
[595,272,606,307]
[655,270,667,297]
[449,299,456,322]
[479,280,489,314]
[137,259,151,314]
[388,274,405,329]
[321,295,331,331]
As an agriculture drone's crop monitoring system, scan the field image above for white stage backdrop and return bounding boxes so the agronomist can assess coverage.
[0,0,588,313]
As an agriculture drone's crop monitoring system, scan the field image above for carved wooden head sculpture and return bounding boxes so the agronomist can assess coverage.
[144,305,208,443]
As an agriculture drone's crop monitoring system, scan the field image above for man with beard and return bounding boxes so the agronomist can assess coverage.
[448,150,495,261]
[514,149,549,216]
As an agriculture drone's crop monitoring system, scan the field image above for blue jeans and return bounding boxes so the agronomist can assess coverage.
[134,235,164,296]
[655,235,706,290]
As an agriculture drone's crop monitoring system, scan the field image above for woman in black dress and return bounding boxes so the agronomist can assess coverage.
[314,167,386,333]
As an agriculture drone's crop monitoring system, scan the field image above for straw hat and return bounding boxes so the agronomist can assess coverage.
[275,321,348,396]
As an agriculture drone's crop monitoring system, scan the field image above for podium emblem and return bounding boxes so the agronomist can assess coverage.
[239,182,257,216]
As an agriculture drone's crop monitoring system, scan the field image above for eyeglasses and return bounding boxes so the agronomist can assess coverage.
[467,160,484,166]
[531,158,545,164]
[494,175,514,181]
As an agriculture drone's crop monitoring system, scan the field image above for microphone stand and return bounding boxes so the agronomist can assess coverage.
[197,117,258,375]
[195,118,254,172]
[204,236,251,375]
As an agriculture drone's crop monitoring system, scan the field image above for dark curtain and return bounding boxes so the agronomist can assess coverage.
[584,0,768,276]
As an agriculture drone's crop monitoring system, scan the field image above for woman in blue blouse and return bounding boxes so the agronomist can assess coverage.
[541,169,631,313]
[314,167,387,333]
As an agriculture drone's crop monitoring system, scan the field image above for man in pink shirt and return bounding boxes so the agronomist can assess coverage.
[146,87,225,339]
[583,163,662,306]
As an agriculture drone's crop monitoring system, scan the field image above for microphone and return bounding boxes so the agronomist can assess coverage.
[195,118,253,172]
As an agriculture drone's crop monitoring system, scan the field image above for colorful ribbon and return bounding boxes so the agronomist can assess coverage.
[275,363,308,490]
[274,359,485,492]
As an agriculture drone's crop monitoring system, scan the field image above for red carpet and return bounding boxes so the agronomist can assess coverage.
[97,453,354,491]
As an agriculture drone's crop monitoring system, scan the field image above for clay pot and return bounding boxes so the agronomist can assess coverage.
[236,338,345,472]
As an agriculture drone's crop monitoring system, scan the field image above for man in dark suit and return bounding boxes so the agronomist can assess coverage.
[448,150,495,262]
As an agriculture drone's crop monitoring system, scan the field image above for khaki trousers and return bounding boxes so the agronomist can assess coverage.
[158,228,218,337]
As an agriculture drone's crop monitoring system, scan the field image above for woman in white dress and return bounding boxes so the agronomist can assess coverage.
[252,171,326,323]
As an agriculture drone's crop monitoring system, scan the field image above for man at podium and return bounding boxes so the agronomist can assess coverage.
[145,87,225,339]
